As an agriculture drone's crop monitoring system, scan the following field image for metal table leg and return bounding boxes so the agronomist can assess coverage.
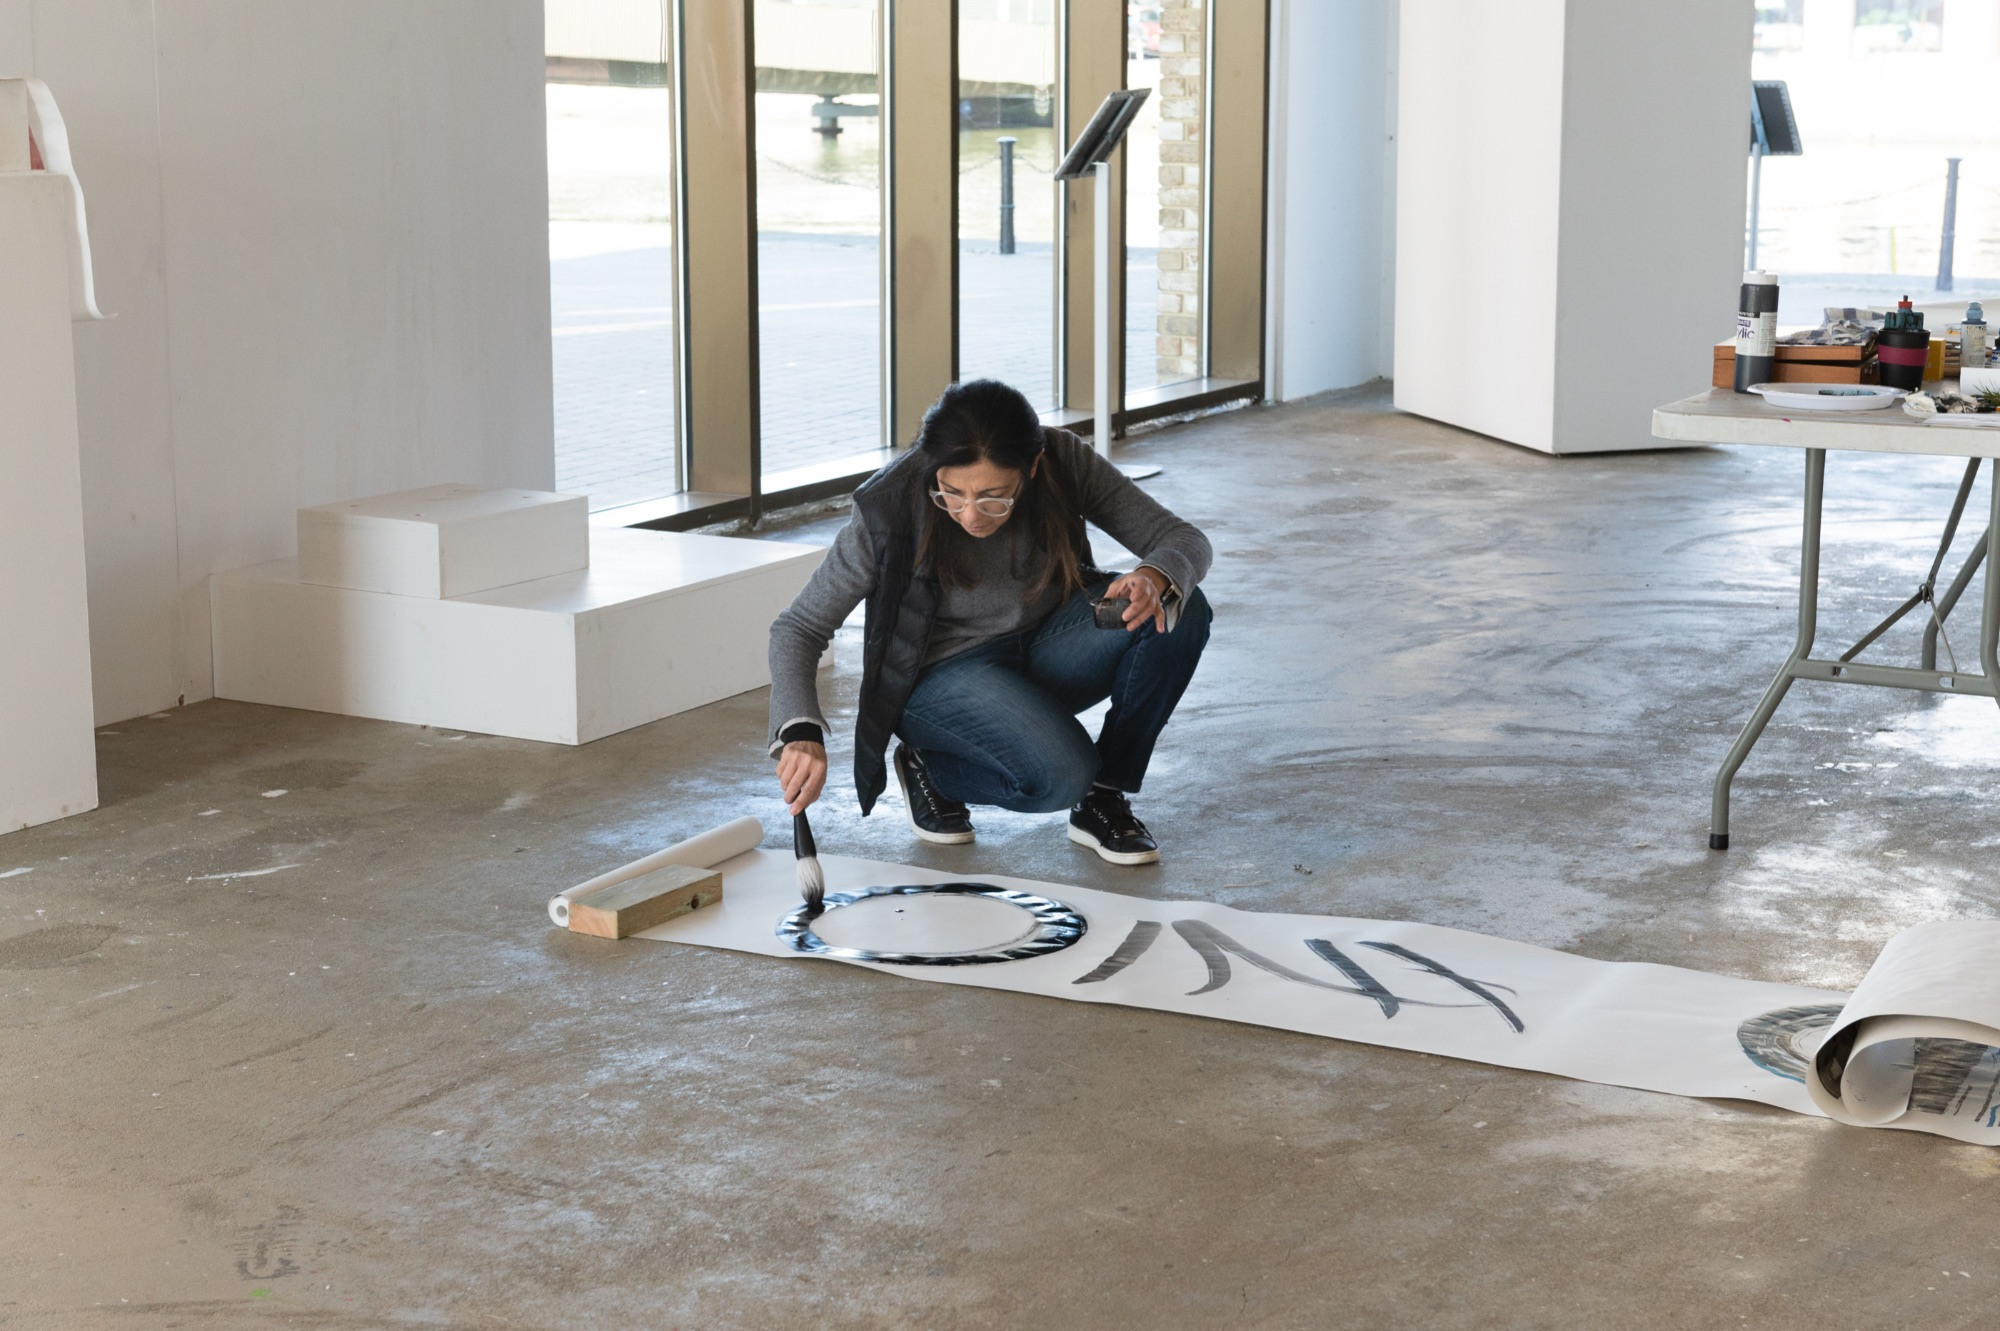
[1921,528,1988,671]
[1984,468,2000,712]
[1710,447,1824,850]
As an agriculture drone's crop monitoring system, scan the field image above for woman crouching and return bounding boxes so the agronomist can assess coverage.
[767,378,1212,865]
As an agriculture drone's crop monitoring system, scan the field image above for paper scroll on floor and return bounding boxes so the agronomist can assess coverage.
[597,823,2000,1144]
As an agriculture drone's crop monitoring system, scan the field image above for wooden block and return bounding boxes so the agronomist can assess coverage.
[566,863,723,939]
[1777,343,1868,364]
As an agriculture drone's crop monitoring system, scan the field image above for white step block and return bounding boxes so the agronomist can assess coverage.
[298,483,588,598]
[213,527,825,744]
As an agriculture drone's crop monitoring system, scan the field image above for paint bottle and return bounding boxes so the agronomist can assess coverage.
[1878,296,1929,391]
[1962,301,1989,373]
[1733,270,1779,393]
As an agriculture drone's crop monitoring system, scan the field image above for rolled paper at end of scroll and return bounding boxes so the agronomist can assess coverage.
[1807,920,2000,1137]
[546,816,764,927]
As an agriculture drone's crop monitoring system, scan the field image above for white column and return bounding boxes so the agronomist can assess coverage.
[1394,0,1752,454]
[0,171,98,833]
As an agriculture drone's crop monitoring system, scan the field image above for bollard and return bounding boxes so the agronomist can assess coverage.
[998,135,1016,255]
[1937,157,1961,293]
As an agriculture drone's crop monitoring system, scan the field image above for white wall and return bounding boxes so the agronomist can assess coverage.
[0,0,554,722]
[1264,0,1398,401]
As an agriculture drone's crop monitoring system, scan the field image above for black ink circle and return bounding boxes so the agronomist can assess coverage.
[1737,1003,1844,1083]
[776,882,1087,965]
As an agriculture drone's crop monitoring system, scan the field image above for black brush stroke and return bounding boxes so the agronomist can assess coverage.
[1305,939,1402,1018]
[1171,921,1471,1013]
[1071,920,1163,984]
[1360,941,1526,1033]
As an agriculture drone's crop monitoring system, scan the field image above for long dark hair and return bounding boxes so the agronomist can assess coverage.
[913,380,1084,596]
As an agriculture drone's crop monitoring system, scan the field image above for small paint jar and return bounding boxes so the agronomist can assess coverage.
[1878,296,1928,391]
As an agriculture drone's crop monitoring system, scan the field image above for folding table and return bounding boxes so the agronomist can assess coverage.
[1652,387,2000,848]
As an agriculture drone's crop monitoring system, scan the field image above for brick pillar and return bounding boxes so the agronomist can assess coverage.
[1155,0,1204,383]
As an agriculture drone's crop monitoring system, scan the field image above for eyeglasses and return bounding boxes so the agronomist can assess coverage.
[930,489,1020,518]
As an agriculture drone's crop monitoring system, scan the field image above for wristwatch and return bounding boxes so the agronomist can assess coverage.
[1138,564,1184,630]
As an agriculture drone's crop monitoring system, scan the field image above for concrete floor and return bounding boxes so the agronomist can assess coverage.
[9,386,2000,1327]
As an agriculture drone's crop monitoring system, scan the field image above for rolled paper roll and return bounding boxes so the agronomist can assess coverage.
[548,816,764,926]
[1807,919,2000,1143]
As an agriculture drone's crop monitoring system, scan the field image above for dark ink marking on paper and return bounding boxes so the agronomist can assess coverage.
[1305,939,1402,1018]
[1170,921,1468,1015]
[1360,941,1527,1033]
[1072,920,1163,984]
[1736,1003,1842,1084]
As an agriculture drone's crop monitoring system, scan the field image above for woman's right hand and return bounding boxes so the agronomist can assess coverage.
[777,740,828,815]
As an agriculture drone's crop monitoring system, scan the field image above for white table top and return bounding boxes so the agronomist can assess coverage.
[1653,385,2000,459]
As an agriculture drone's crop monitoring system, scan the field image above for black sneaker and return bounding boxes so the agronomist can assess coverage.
[893,743,975,845]
[1068,787,1160,865]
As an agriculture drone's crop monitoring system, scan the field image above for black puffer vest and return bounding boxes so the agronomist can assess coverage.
[849,427,1103,814]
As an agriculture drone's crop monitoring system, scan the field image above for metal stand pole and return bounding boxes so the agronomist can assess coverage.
[998,136,1016,256]
[1748,144,1764,271]
[1937,156,1961,293]
[1091,161,1159,480]
[1710,447,1824,849]
[1093,160,1113,461]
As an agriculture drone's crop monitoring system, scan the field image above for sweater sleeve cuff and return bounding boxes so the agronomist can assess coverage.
[1137,551,1196,601]
[768,717,827,758]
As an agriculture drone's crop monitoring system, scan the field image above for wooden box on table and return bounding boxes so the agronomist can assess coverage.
[1712,341,1876,388]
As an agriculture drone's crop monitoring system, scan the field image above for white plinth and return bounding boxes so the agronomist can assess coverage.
[1392,0,1746,454]
[298,483,588,599]
[0,172,98,834]
[212,527,824,745]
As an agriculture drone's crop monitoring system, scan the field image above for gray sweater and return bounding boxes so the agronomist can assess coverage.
[767,433,1212,751]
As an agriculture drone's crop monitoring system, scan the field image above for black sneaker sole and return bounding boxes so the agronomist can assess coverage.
[906,805,975,845]
[1067,821,1159,865]
[894,748,975,845]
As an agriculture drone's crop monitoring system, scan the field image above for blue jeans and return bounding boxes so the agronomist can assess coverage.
[895,583,1213,812]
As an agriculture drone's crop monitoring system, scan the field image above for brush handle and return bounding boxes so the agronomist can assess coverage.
[793,810,817,860]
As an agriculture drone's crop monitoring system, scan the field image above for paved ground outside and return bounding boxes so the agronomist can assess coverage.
[554,236,1164,509]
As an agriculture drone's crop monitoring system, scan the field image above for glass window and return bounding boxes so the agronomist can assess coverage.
[1125,0,1203,397]
[1853,1,1943,53]
[1753,0,1804,53]
[545,3,680,511]
[1748,0,2000,320]
[754,0,884,482]
[957,0,1059,410]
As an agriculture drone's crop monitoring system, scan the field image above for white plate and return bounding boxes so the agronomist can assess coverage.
[1746,383,1907,412]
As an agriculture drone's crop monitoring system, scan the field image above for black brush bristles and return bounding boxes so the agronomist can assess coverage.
[794,810,824,910]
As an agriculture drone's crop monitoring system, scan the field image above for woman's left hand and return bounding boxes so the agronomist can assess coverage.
[1105,567,1171,633]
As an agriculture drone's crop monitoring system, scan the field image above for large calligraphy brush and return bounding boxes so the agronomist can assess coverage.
[794,809,825,910]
